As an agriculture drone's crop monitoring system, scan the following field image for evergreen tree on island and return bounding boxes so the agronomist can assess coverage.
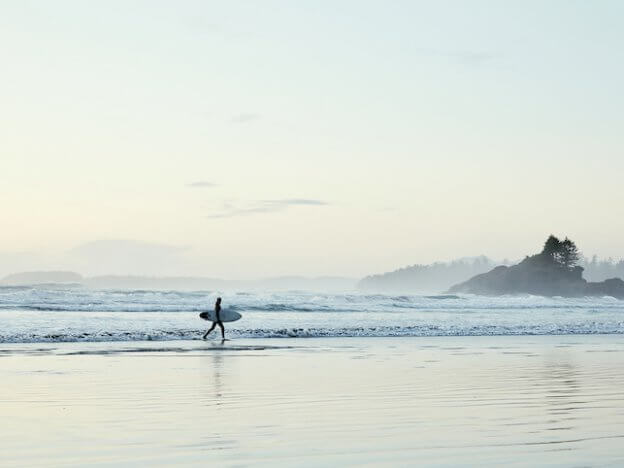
[540,235,580,270]
[559,237,581,269]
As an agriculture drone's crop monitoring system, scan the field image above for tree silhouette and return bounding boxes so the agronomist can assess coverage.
[559,237,580,269]
[540,235,581,269]
[542,235,562,259]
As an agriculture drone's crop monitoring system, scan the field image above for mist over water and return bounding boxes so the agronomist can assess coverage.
[1,286,623,343]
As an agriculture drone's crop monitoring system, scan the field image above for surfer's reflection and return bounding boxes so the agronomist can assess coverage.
[211,352,224,402]
[534,352,583,435]
[200,347,225,403]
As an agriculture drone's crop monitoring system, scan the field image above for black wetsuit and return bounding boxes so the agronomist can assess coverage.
[203,303,225,339]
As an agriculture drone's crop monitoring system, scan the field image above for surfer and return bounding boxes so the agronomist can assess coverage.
[203,297,225,340]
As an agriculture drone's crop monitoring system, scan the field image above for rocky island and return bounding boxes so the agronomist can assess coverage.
[449,236,624,299]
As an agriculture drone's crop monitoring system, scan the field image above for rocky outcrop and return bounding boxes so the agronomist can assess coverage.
[449,251,624,299]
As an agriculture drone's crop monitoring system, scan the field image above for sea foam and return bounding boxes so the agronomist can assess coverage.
[0,286,623,342]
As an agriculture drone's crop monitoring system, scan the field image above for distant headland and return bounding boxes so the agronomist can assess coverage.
[0,272,356,292]
[449,236,624,298]
[358,256,505,293]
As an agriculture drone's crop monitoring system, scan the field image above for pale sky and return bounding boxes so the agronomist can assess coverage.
[2,1,623,278]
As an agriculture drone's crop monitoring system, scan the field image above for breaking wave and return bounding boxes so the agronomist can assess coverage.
[1,323,623,344]
[1,286,623,343]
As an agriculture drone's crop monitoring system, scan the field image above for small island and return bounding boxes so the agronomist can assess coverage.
[449,235,624,298]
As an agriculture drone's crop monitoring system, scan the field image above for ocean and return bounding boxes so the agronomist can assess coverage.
[1,285,623,343]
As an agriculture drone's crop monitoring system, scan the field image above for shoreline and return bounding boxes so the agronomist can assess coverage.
[2,329,624,347]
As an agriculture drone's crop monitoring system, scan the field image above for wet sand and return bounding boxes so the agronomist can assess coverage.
[1,336,624,466]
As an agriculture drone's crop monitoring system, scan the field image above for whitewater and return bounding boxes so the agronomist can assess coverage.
[1,285,623,343]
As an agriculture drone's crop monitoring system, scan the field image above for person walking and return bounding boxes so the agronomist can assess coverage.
[203,297,225,340]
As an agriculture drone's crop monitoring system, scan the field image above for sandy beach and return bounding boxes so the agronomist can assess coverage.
[2,335,623,467]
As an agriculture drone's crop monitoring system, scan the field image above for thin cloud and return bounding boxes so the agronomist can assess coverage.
[207,199,328,219]
[70,239,188,257]
[66,240,189,276]
[207,207,275,219]
[187,181,216,188]
[230,113,260,124]
[262,199,328,206]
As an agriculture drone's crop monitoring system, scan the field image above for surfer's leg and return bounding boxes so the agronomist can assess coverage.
[217,321,225,339]
[203,322,217,339]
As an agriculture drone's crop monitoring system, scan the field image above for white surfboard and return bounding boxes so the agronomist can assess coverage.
[199,309,242,323]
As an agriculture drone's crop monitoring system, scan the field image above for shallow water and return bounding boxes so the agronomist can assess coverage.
[1,336,624,466]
